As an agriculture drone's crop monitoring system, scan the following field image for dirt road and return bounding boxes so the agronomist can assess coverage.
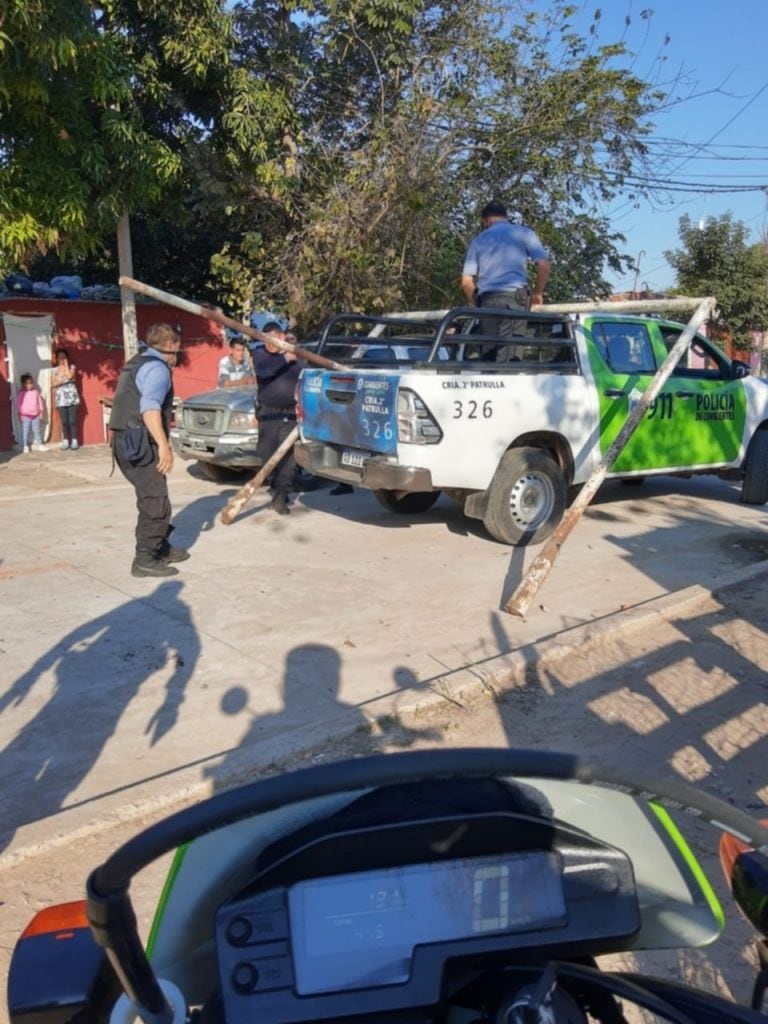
[2,571,766,1021]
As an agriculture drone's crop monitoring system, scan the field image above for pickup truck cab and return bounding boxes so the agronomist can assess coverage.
[296,307,768,545]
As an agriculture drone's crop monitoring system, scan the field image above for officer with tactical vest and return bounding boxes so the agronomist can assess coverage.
[109,323,189,578]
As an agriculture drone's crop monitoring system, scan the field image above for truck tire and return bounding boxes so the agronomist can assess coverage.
[372,490,441,514]
[199,461,251,483]
[483,447,567,545]
[741,430,768,505]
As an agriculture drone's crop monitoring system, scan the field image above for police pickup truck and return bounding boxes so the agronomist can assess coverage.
[295,307,768,545]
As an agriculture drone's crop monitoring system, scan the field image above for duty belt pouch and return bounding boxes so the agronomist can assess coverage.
[118,426,154,467]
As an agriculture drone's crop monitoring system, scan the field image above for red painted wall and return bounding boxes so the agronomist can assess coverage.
[0,298,226,449]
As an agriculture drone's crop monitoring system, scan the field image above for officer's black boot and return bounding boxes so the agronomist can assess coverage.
[131,548,179,578]
[270,491,291,515]
[159,540,191,563]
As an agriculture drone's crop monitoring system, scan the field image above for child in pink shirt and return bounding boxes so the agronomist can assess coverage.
[16,374,49,452]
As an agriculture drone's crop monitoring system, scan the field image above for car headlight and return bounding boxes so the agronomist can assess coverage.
[228,411,258,433]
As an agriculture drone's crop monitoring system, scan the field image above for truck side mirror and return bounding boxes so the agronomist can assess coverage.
[732,359,751,379]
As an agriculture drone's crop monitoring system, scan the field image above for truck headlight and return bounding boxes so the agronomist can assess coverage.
[228,411,258,433]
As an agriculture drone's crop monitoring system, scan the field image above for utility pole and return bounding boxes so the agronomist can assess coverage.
[631,250,645,297]
[117,213,139,360]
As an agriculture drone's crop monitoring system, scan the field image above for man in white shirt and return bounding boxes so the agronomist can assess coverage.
[218,338,255,387]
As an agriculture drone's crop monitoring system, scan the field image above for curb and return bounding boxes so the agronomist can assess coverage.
[2,558,767,871]
[389,558,768,715]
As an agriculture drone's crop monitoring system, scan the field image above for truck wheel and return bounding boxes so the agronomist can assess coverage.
[741,430,768,505]
[372,490,441,514]
[199,462,250,483]
[483,447,566,545]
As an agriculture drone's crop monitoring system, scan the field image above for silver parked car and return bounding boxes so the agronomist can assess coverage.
[171,385,259,481]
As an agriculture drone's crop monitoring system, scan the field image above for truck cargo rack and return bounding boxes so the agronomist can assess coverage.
[315,306,578,370]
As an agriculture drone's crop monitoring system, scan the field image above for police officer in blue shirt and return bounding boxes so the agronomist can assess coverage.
[461,201,550,353]
[109,323,189,577]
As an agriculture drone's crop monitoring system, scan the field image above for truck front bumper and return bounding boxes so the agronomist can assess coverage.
[170,429,261,469]
[295,441,434,492]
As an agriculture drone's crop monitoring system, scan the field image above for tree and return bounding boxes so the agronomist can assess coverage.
[209,0,667,325]
[0,0,238,262]
[2,1,670,326]
[665,214,768,352]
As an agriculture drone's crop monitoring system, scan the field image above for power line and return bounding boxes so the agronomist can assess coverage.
[643,136,768,153]
[667,80,768,177]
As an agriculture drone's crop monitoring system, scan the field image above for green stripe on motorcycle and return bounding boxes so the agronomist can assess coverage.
[650,803,725,930]
[146,843,190,957]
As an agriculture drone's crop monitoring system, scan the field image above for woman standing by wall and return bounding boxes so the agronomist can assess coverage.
[52,347,81,449]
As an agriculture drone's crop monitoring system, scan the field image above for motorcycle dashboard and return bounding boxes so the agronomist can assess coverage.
[290,851,565,994]
[214,810,640,1024]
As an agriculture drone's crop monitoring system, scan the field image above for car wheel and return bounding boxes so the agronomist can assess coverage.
[372,490,442,514]
[483,447,567,545]
[741,430,768,505]
[198,461,251,483]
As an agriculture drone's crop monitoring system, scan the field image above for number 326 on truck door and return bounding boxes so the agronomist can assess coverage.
[453,400,494,419]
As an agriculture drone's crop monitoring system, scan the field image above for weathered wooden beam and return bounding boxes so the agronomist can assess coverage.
[220,427,300,525]
[118,276,346,371]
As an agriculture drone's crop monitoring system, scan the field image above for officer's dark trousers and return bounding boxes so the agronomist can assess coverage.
[256,415,296,495]
[114,446,172,557]
[478,288,531,361]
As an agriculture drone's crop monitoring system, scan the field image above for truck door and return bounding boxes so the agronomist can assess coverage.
[585,319,745,473]
[648,324,746,466]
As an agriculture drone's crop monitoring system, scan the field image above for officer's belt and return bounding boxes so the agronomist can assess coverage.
[256,403,295,415]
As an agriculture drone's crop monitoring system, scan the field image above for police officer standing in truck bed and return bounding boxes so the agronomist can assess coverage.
[252,322,301,515]
[461,201,550,359]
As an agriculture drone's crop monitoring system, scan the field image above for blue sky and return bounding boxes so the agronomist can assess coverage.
[545,1,768,292]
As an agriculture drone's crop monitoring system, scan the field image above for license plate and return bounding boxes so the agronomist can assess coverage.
[340,449,365,469]
[184,437,209,452]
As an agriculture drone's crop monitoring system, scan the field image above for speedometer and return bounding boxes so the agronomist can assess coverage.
[288,852,565,995]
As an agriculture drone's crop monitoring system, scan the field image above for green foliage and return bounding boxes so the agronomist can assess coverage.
[665,214,768,351]
[0,0,234,261]
[210,0,662,326]
[2,0,666,328]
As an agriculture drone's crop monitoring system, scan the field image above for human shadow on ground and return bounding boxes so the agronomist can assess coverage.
[0,579,199,853]
[171,491,238,546]
[205,644,442,793]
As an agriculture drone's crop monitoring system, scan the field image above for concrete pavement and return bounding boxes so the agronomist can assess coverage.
[1,443,767,866]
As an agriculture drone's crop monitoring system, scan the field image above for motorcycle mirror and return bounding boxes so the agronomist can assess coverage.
[719,821,768,938]
[8,901,119,1024]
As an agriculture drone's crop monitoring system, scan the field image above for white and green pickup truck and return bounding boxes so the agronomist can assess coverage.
[295,307,768,545]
